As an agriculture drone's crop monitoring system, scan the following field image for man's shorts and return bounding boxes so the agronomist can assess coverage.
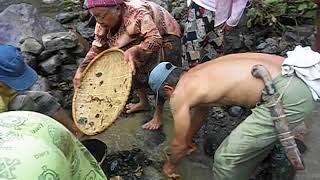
[213,75,315,180]
[8,91,61,117]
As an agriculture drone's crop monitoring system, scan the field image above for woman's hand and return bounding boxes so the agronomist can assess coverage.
[73,69,83,89]
[124,46,138,75]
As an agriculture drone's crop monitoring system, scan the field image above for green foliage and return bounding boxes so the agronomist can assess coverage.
[246,0,317,29]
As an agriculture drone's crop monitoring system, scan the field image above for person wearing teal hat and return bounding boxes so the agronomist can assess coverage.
[0,44,83,138]
[147,53,314,179]
[0,111,107,180]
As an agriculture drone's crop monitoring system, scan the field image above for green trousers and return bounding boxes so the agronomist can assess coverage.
[213,75,315,180]
[0,111,107,180]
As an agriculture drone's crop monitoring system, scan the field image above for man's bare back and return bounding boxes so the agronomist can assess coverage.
[172,53,284,108]
[148,53,314,178]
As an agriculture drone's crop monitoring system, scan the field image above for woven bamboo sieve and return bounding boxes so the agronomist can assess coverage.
[72,48,132,135]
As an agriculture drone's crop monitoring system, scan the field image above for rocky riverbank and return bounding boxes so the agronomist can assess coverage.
[0,1,318,180]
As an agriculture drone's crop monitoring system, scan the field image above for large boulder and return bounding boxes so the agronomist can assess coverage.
[42,32,78,51]
[0,3,65,46]
[39,55,62,75]
[19,37,43,55]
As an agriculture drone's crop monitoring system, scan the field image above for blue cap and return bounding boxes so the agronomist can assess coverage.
[148,62,177,93]
[0,45,38,91]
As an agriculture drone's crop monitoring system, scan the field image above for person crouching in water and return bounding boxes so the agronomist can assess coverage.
[73,0,182,128]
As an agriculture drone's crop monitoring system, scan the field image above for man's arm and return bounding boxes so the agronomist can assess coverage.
[162,92,192,177]
[73,23,109,88]
[169,103,191,164]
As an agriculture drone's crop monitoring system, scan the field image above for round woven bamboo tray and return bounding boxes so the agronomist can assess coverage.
[72,48,132,135]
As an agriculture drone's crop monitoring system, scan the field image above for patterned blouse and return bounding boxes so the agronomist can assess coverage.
[79,0,181,71]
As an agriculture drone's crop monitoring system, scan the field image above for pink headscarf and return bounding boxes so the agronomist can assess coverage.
[87,0,124,8]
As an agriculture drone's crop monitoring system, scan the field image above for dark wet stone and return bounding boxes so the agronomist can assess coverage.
[21,52,37,69]
[47,74,60,83]
[79,10,91,22]
[228,106,244,117]
[76,58,85,66]
[172,6,185,20]
[68,45,87,58]
[76,22,95,41]
[42,0,58,4]
[38,50,57,62]
[59,49,75,64]
[49,90,64,104]
[39,55,62,75]
[55,12,79,24]
[19,37,43,55]
[42,32,78,51]
[60,64,77,82]
[0,3,65,46]
[100,148,152,178]
[256,42,268,50]
[28,75,50,92]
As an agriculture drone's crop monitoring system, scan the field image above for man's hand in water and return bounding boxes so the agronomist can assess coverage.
[124,46,138,75]
[163,160,176,177]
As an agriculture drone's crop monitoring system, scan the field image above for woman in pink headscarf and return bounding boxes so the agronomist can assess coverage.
[73,0,181,122]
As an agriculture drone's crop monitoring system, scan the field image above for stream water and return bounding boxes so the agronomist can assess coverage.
[93,103,215,180]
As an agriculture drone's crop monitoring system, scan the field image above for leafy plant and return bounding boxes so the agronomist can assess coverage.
[246,0,317,29]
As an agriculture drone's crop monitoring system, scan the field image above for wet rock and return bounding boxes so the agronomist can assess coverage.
[149,0,169,10]
[49,90,64,104]
[0,3,65,46]
[39,55,62,75]
[257,38,282,54]
[21,52,37,69]
[59,49,74,64]
[256,42,268,50]
[60,64,77,81]
[55,12,79,24]
[76,22,95,40]
[203,131,228,157]
[28,75,50,92]
[76,58,84,66]
[42,32,78,51]
[224,31,243,52]
[69,45,87,58]
[38,50,57,62]
[47,74,61,83]
[172,7,185,20]
[79,10,91,22]
[284,25,315,42]
[243,35,254,50]
[227,106,244,117]
[265,38,278,45]
[42,0,58,4]
[101,148,151,179]
[19,38,43,55]
[47,74,61,88]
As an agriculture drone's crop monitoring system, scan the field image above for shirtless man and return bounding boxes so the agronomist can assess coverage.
[147,53,315,179]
